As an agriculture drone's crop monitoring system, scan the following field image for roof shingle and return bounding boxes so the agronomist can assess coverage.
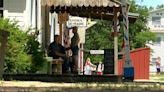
[43,0,121,7]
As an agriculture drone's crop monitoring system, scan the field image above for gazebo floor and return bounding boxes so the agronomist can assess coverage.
[2,74,127,83]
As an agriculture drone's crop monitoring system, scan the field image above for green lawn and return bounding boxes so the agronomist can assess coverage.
[0,81,163,92]
[150,72,164,81]
[160,73,164,80]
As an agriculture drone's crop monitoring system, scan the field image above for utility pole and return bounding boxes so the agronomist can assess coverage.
[121,0,134,80]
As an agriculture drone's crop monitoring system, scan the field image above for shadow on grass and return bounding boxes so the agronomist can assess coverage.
[1,83,164,92]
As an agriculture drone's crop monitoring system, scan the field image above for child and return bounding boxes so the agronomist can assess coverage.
[156,56,161,76]
[84,57,96,75]
[97,61,104,75]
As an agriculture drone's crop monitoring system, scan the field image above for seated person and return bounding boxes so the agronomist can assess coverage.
[48,35,70,74]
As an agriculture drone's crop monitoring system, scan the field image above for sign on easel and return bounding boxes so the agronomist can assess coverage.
[67,16,87,28]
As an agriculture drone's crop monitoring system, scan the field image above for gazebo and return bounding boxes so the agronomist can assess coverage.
[40,0,137,79]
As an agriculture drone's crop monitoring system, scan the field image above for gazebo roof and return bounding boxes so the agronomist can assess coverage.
[43,0,121,7]
[42,0,138,23]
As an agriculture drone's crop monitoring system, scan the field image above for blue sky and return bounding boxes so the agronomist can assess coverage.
[135,0,164,8]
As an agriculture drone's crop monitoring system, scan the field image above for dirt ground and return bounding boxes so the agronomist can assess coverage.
[0,81,164,92]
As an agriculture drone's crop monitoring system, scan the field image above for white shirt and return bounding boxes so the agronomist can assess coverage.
[84,65,92,75]
[97,63,104,72]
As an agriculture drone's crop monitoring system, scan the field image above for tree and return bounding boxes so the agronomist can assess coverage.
[85,20,113,50]
[149,6,154,10]
[0,18,31,73]
[134,31,155,48]
[0,18,46,73]
[128,0,156,49]
[156,4,164,9]
[25,30,46,73]
[84,20,113,64]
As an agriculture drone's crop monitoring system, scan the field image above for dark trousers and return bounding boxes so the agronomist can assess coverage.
[70,60,74,73]
[62,56,70,73]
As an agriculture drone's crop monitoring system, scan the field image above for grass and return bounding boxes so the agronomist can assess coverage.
[150,72,164,81]
[0,81,163,92]
[160,73,164,80]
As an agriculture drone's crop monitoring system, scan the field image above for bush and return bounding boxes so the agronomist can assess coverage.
[0,18,46,73]
[0,18,31,73]
[25,30,46,73]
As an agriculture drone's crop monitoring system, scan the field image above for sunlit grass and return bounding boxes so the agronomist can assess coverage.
[0,81,163,92]
[150,72,164,81]
[0,73,164,91]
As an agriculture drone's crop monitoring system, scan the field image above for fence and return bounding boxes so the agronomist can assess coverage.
[118,47,150,80]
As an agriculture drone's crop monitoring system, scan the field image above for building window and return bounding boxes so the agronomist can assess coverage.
[152,17,161,25]
[156,13,162,16]
[0,0,3,7]
[150,58,157,65]
[160,13,162,15]
[154,36,161,45]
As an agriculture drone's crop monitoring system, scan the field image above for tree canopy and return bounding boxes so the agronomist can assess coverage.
[156,4,164,9]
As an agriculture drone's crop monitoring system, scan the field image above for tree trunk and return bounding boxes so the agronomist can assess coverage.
[0,31,9,78]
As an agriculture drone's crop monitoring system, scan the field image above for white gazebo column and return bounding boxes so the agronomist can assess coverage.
[41,0,45,49]
[41,0,51,49]
[32,0,36,29]
[50,12,55,43]
[25,0,32,28]
[79,43,84,74]
[37,0,42,44]
[54,12,59,35]
[113,7,119,75]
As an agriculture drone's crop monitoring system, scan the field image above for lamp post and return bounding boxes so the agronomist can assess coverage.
[121,0,134,80]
